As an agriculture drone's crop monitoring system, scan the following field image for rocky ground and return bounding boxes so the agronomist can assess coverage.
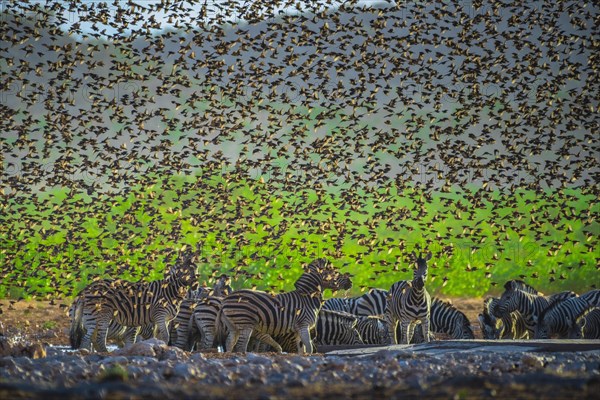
[1,299,599,399]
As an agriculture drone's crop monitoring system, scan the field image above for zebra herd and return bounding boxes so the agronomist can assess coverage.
[69,249,600,355]
[479,280,600,340]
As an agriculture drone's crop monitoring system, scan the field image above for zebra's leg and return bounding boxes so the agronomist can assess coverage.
[174,318,191,350]
[79,311,96,351]
[223,315,240,352]
[93,314,112,353]
[155,318,170,344]
[233,327,254,353]
[298,326,312,354]
[421,318,430,343]
[252,332,283,353]
[385,314,398,345]
[400,321,412,344]
[122,326,140,347]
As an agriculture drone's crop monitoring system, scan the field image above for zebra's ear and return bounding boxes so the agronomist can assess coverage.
[410,251,416,261]
[424,251,432,261]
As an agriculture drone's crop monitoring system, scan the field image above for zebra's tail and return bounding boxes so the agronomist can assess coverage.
[69,297,85,349]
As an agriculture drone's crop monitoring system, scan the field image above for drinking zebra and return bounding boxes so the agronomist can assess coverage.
[494,280,576,337]
[356,316,389,345]
[384,251,432,344]
[70,249,198,352]
[219,258,352,353]
[478,297,528,339]
[534,290,600,339]
[567,306,600,339]
[428,298,474,339]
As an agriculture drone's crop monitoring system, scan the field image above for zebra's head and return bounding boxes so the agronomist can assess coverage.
[411,251,432,282]
[456,316,476,339]
[533,315,550,339]
[307,258,352,291]
[495,281,525,317]
[567,317,584,339]
[478,313,500,339]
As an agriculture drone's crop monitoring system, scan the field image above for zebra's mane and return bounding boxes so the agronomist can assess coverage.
[320,309,358,325]
[504,280,539,294]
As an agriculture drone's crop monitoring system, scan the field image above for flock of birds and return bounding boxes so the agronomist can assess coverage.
[1,0,598,300]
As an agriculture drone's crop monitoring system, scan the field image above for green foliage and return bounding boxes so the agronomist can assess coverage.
[0,173,597,300]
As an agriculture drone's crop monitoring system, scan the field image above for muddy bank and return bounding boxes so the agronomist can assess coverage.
[1,339,599,399]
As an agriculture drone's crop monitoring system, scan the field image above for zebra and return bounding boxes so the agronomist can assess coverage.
[567,306,600,339]
[384,251,432,344]
[534,295,597,339]
[171,275,232,349]
[494,280,576,337]
[356,316,389,345]
[219,258,352,354]
[314,309,363,347]
[428,298,474,339]
[385,278,431,344]
[70,249,198,352]
[322,297,359,314]
[355,288,388,316]
[188,295,227,351]
[70,286,157,349]
[478,297,528,339]
[580,289,600,306]
[251,310,362,352]
[323,288,388,317]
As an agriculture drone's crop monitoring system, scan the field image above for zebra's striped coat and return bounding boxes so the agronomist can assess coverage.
[385,278,431,344]
[219,258,352,354]
[568,306,600,339]
[71,251,197,352]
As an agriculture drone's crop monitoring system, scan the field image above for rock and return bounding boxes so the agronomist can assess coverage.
[521,353,545,369]
[114,338,168,358]
[0,337,46,359]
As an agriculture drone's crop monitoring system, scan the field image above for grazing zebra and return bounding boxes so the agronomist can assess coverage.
[534,295,596,339]
[356,316,389,345]
[568,307,600,339]
[478,297,528,339]
[70,250,198,352]
[494,280,576,337]
[314,309,363,346]
[219,258,352,354]
[384,251,432,344]
[323,288,388,317]
[428,298,474,339]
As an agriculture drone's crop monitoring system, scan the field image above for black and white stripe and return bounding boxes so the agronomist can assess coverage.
[385,278,431,344]
[428,298,474,339]
[494,280,576,337]
[219,258,352,354]
[71,250,197,352]
[314,309,362,346]
[534,290,600,339]
[356,316,389,345]
[478,297,528,339]
[189,295,227,351]
[568,306,600,339]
